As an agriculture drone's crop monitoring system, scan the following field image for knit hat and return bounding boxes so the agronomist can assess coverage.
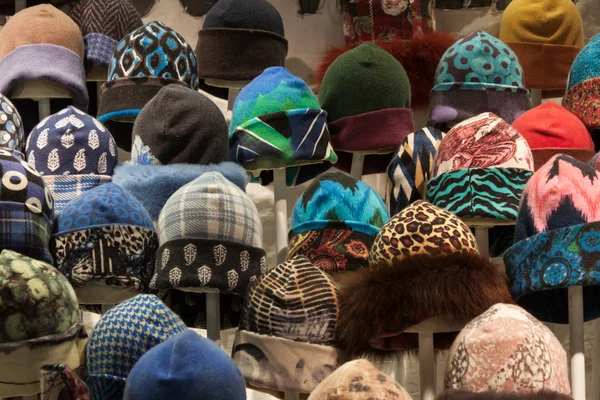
[318,43,414,174]
[97,21,198,150]
[85,295,186,400]
[437,391,573,400]
[512,103,594,170]
[429,31,531,128]
[52,183,157,303]
[0,250,85,398]
[427,113,534,222]
[230,67,337,186]
[445,304,570,395]
[335,201,513,360]
[288,171,390,274]
[504,154,600,323]
[499,0,584,90]
[0,94,24,157]
[387,126,446,215]
[69,0,143,69]
[0,5,88,111]
[40,364,90,400]
[196,0,288,82]
[232,256,340,396]
[26,106,118,214]
[124,330,246,400]
[307,359,413,400]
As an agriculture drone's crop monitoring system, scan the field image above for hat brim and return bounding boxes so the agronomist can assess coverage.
[44,174,112,215]
[563,78,600,132]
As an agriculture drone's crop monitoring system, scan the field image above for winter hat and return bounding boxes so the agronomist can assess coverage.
[232,256,340,396]
[0,250,85,398]
[499,0,584,90]
[512,103,594,170]
[307,359,413,400]
[318,43,414,174]
[387,126,446,215]
[85,295,186,400]
[124,330,246,400]
[429,31,531,128]
[445,304,570,395]
[427,113,534,221]
[196,0,288,82]
[52,183,157,303]
[0,94,25,157]
[230,67,336,186]
[69,0,144,69]
[26,106,118,214]
[40,364,90,400]
[336,201,513,360]
[0,5,88,110]
[288,171,390,274]
[504,154,600,323]
[437,391,573,400]
[97,21,198,150]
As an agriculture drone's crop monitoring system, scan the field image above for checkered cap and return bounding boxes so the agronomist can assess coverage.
[84,33,118,68]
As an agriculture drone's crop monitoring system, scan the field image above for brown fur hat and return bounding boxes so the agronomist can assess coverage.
[436,390,573,400]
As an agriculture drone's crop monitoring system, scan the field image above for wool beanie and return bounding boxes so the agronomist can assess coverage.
[505,154,600,323]
[318,43,414,174]
[196,0,287,82]
[52,183,157,303]
[512,103,594,170]
[288,171,389,274]
[69,0,143,69]
[335,201,513,360]
[445,304,570,395]
[499,0,584,90]
[40,364,90,400]
[387,126,446,215]
[427,112,534,221]
[0,250,85,398]
[124,330,246,400]
[437,391,573,400]
[0,5,88,111]
[0,94,24,157]
[26,106,118,214]
[232,256,340,396]
[429,31,531,128]
[230,67,337,186]
[85,295,187,400]
[308,359,413,400]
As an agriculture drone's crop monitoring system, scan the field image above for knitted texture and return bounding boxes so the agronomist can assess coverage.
[0,94,23,155]
[565,34,600,91]
[202,0,284,33]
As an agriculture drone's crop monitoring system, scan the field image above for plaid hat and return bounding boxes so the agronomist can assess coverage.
[85,294,187,400]
[387,126,446,215]
[445,304,570,395]
[40,364,90,400]
[230,67,337,187]
[0,94,24,157]
[505,154,600,323]
[232,256,340,396]
[288,171,390,274]
[427,112,534,221]
[52,183,157,303]
[26,106,118,214]
[429,31,531,128]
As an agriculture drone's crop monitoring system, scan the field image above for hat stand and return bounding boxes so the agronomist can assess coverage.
[86,65,109,107]
[350,153,365,180]
[14,0,25,12]
[530,89,542,108]
[180,288,222,343]
[203,78,249,115]
[594,319,600,399]
[273,167,288,264]
[569,285,586,400]
[11,80,72,121]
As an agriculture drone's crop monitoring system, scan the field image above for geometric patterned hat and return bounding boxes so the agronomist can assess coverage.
[0,94,24,157]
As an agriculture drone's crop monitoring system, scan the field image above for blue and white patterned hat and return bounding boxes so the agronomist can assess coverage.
[0,94,23,157]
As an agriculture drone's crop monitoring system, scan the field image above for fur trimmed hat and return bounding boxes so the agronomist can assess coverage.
[437,391,573,400]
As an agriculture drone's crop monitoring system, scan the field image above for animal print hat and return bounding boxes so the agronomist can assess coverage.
[335,201,512,360]
[232,256,340,397]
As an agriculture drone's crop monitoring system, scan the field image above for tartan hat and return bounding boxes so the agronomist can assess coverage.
[427,112,534,221]
[288,171,390,274]
[232,256,340,396]
[0,94,24,156]
[230,67,337,187]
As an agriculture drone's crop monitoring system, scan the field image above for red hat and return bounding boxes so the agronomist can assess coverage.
[512,102,595,170]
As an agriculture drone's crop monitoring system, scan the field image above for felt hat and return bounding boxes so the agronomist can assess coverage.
[387,126,446,215]
[0,5,88,111]
[437,391,573,400]
[288,171,390,274]
[196,0,288,82]
[25,106,118,214]
[512,103,594,170]
[40,364,90,400]
[69,0,143,69]
[499,0,584,90]
[318,43,414,174]
[444,304,570,395]
[232,256,340,396]
[505,154,600,323]
[0,94,24,157]
[429,31,531,128]
[124,330,246,400]
[336,201,512,360]
[427,112,534,221]
[85,294,187,400]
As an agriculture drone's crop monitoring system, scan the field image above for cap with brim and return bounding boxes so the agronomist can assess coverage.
[84,33,118,69]
[562,78,600,132]
[44,174,112,214]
